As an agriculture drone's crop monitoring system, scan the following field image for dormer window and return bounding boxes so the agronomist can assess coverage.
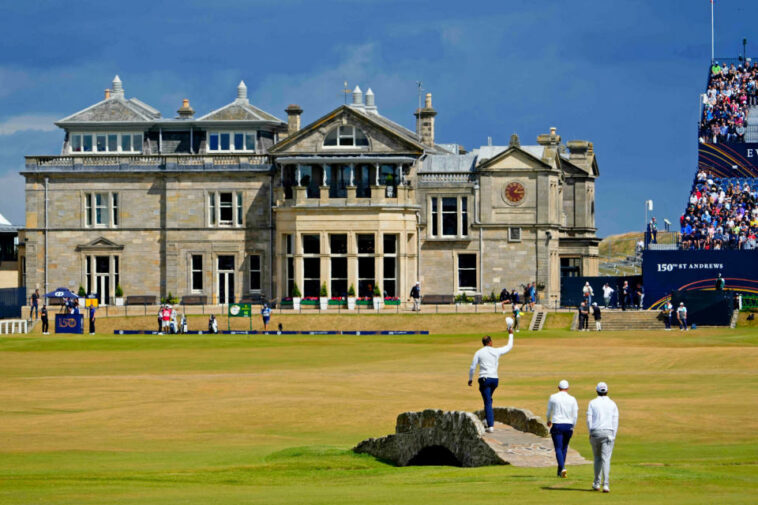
[70,133,142,153]
[323,126,369,148]
[208,131,256,152]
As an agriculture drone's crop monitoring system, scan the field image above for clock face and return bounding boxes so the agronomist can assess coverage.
[504,182,526,204]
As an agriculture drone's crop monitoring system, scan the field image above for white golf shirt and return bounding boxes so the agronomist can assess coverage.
[586,396,619,436]
[546,391,578,426]
[468,333,514,381]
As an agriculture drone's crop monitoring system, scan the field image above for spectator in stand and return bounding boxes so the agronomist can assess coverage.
[647,217,657,245]
[583,282,594,307]
[499,287,511,313]
[621,281,631,311]
[699,62,755,144]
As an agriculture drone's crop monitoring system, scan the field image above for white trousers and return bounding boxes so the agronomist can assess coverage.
[590,430,615,487]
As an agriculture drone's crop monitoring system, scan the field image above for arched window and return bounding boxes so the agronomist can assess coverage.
[323,125,369,147]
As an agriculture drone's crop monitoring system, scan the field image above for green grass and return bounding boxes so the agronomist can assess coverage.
[1,323,757,504]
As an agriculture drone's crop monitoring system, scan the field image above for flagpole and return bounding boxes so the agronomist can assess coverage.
[711,0,715,63]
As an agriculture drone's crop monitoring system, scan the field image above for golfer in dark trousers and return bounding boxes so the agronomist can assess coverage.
[546,380,579,477]
[88,305,96,335]
[40,305,49,334]
[468,329,514,432]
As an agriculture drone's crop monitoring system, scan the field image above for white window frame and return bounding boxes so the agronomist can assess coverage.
[456,252,478,292]
[69,132,143,153]
[207,131,256,152]
[208,191,243,228]
[322,125,370,149]
[509,227,522,242]
[84,192,118,228]
[428,195,470,238]
[248,254,262,293]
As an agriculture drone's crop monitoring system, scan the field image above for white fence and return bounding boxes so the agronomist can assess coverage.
[0,319,28,334]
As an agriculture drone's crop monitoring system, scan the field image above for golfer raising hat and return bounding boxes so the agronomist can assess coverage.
[468,328,514,432]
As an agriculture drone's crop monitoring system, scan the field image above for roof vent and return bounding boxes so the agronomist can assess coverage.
[176,98,195,119]
[352,85,363,106]
[104,89,111,100]
[365,88,377,113]
[111,75,124,98]
[236,80,248,103]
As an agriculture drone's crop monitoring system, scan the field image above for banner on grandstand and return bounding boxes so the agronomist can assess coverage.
[642,250,758,309]
[698,142,758,178]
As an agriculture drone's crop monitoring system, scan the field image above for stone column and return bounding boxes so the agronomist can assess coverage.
[347,232,358,297]
[293,233,303,298]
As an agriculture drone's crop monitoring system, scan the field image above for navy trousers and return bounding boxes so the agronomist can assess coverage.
[550,423,574,474]
[478,377,499,427]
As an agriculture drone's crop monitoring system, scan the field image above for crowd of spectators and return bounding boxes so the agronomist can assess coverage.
[698,61,758,144]
[680,169,758,250]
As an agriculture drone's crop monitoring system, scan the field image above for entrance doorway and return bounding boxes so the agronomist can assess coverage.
[217,255,235,304]
[94,256,110,305]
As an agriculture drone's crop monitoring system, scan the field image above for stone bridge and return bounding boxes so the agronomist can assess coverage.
[354,407,590,468]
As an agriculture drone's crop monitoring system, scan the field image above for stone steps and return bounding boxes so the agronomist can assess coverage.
[572,310,666,331]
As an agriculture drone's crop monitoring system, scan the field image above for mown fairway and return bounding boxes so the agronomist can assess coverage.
[1,315,757,504]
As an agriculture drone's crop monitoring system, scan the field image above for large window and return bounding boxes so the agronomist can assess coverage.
[284,234,295,297]
[560,257,581,277]
[85,254,119,305]
[429,196,469,238]
[70,133,142,153]
[208,131,256,152]
[330,234,348,298]
[249,254,261,292]
[191,255,203,291]
[323,125,369,147]
[357,234,375,297]
[458,254,477,291]
[383,234,397,297]
[84,192,119,227]
[208,191,243,227]
[302,234,321,297]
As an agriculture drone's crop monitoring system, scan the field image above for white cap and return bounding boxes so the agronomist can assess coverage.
[505,316,514,329]
[596,382,608,393]
[558,379,569,390]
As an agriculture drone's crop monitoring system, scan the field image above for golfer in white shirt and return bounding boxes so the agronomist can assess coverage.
[546,380,578,478]
[468,329,514,432]
[587,381,619,493]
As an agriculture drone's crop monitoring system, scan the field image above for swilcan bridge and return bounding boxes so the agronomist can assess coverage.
[354,407,589,467]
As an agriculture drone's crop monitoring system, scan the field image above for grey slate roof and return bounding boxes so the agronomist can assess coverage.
[198,100,283,123]
[419,153,477,173]
[57,96,161,124]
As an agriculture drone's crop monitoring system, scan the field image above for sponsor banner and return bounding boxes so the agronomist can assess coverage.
[301,331,338,335]
[228,303,252,318]
[223,330,255,335]
[55,314,83,334]
[698,142,758,178]
[341,331,378,335]
[642,250,758,309]
[381,331,417,335]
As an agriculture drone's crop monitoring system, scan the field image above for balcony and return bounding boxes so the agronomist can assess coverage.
[275,184,416,208]
[23,154,271,173]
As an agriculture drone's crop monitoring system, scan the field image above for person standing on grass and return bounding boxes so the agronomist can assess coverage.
[261,303,271,331]
[31,289,39,320]
[88,304,96,335]
[468,329,515,433]
[677,302,688,331]
[587,382,619,493]
[410,281,421,312]
[546,379,578,478]
[512,303,521,332]
[41,305,49,334]
[661,300,673,330]
[592,302,602,331]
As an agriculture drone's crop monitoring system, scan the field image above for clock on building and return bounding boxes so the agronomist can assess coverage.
[504,181,525,204]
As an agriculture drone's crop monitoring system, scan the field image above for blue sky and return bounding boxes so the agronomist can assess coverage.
[0,0,756,236]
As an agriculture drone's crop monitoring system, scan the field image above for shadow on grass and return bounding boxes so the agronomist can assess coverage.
[541,486,596,492]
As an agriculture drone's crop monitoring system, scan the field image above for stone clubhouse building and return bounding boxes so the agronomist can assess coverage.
[18,76,599,307]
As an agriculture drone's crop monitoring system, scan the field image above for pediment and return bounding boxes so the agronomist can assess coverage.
[270,106,425,156]
[76,237,125,251]
[198,101,283,122]
[477,146,553,172]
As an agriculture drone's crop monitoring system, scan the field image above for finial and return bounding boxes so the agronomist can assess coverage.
[237,80,248,101]
[509,133,520,147]
[112,75,124,97]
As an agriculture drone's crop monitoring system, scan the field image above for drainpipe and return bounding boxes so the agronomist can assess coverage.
[269,175,274,302]
[44,177,49,295]
[474,181,482,293]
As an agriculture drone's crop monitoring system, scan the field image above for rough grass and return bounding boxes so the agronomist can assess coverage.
[1,322,756,504]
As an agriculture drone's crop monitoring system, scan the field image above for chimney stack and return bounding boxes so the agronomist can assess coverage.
[536,126,561,146]
[286,104,303,136]
[176,98,195,119]
[111,75,124,98]
[414,92,437,146]
[104,89,111,100]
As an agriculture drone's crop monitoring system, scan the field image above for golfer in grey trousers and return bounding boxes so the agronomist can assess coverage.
[587,381,619,493]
